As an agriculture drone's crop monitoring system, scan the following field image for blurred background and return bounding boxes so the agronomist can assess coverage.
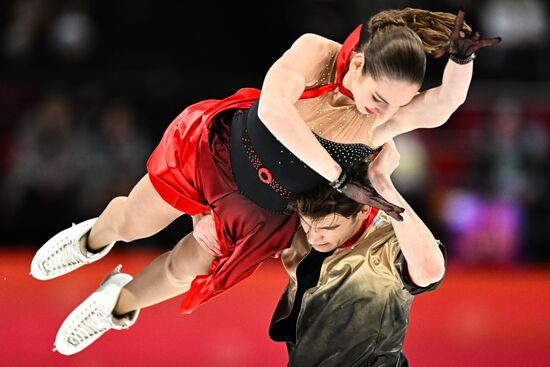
[1,0,549,366]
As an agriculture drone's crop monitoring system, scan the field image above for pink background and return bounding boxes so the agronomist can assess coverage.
[2,248,549,367]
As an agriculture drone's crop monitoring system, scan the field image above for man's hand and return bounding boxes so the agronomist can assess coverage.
[192,213,222,257]
[367,140,400,194]
[339,142,405,221]
[432,10,502,59]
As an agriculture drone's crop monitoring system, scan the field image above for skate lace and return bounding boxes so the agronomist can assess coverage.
[42,223,84,274]
[67,301,109,347]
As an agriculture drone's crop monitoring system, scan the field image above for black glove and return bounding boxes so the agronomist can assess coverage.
[432,10,502,61]
[331,150,405,221]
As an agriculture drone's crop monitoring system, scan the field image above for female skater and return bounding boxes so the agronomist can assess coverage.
[30,8,500,355]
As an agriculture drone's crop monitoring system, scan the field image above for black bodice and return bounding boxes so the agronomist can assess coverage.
[229,101,373,213]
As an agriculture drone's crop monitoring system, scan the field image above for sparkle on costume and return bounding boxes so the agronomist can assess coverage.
[242,48,377,200]
[242,128,292,199]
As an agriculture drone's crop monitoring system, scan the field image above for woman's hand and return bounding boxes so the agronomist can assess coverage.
[192,213,222,257]
[432,10,502,59]
[340,180,405,221]
[339,143,405,221]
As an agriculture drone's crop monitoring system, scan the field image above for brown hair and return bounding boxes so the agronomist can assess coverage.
[362,7,471,85]
[288,162,371,220]
[288,185,364,220]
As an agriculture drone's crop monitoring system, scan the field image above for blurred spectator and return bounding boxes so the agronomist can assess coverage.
[2,0,50,63]
[440,189,522,265]
[439,98,549,264]
[47,3,96,64]
[0,0,549,263]
[478,0,550,80]
[469,99,547,200]
[393,131,431,221]
[2,0,96,66]
[0,90,153,244]
[0,91,80,241]
[394,131,429,197]
[75,100,152,216]
[479,0,548,49]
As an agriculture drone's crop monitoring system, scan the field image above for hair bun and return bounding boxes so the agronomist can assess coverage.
[367,10,407,35]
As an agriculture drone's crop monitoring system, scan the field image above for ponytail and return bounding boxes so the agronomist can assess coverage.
[361,7,470,85]
[367,7,471,54]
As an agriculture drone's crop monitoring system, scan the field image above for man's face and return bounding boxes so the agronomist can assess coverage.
[299,210,369,252]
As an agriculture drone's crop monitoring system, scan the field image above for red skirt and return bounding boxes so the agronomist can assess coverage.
[147,89,299,314]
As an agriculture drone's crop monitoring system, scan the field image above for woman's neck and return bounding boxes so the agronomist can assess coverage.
[340,53,358,102]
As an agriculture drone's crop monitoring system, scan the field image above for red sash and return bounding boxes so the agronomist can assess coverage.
[299,25,362,101]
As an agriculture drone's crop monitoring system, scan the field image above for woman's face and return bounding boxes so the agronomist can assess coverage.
[347,56,420,122]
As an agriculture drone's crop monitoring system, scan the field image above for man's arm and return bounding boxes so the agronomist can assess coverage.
[368,141,445,287]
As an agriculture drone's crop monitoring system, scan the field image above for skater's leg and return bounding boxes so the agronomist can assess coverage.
[88,174,183,251]
[114,233,214,315]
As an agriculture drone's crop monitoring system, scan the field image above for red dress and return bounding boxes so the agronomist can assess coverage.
[147,25,363,314]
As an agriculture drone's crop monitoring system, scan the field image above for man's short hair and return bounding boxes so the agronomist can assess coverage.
[287,161,370,220]
[288,187,363,219]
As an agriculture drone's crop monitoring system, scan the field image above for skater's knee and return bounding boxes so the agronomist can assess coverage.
[165,236,212,285]
[108,196,139,243]
[165,250,189,285]
[107,196,128,222]
[109,194,179,243]
[108,196,128,209]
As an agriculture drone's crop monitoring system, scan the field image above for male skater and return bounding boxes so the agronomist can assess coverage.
[269,141,446,366]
